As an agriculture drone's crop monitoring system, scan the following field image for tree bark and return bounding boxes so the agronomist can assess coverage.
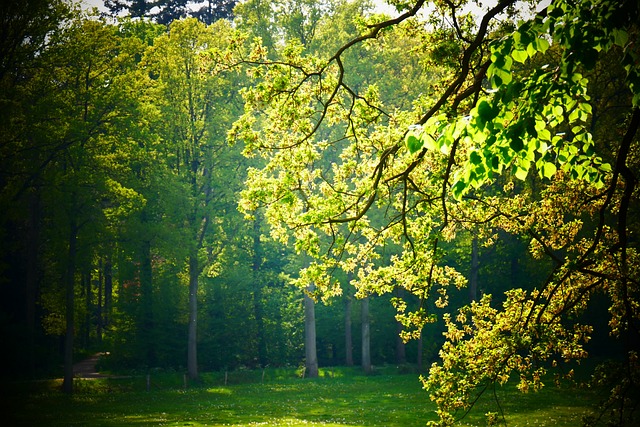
[96,257,103,345]
[394,288,406,364]
[344,294,353,366]
[62,217,78,394]
[361,296,372,374]
[140,239,155,366]
[417,330,423,372]
[104,256,112,327]
[187,251,199,380]
[82,268,91,349]
[304,283,318,378]
[252,217,267,366]
[25,189,41,378]
[395,320,406,364]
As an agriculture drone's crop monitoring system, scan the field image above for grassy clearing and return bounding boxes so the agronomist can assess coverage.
[4,366,602,426]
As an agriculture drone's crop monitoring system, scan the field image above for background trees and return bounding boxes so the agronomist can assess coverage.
[103,0,238,24]
[1,0,638,425]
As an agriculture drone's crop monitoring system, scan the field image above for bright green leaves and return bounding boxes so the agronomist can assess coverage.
[476,100,499,129]
[487,51,512,88]
[511,29,550,64]
[443,1,632,200]
[511,48,528,64]
[404,114,449,155]
[405,125,424,154]
[487,21,551,89]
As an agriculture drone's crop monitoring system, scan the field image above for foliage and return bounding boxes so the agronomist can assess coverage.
[233,0,640,424]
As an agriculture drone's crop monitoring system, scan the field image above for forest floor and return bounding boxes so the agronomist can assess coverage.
[8,366,601,426]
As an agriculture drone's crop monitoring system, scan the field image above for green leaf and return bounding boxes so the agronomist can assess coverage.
[405,133,423,154]
[498,68,512,85]
[538,128,551,141]
[537,37,550,53]
[613,29,629,47]
[512,49,528,63]
[509,136,524,152]
[492,74,503,88]
[514,165,529,181]
[492,52,506,69]
[477,100,499,124]
[553,105,564,117]
[469,150,482,165]
[541,162,557,179]
[422,133,438,151]
[451,180,467,199]
[491,155,499,170]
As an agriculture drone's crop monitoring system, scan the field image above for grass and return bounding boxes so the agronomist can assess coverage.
[3,366,604,426]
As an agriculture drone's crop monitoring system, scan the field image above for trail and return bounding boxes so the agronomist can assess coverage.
[73,352,106,378]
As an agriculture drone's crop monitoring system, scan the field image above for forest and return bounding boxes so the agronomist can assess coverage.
[0,0,638,425]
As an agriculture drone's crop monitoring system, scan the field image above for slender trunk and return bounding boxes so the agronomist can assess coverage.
[361,296,371,374]
[82,268,91,349]
[395,320,406,364]
[96,257,103,345]
[104,256,112,327]
[304,283,318,378]
[469,237,479,302]
[140,239,154,366]
[25,189,40,378]
[417,330,423,372]
[62,218,78,394]
[252,217,267,366]
[187,251,199,380]
[253,281,267,366]
[394,288,406,364]
[344,294,353,366]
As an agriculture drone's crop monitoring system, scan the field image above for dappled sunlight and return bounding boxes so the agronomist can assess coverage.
[206,387,234,396]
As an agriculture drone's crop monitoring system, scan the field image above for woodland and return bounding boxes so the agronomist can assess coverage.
[0,0,638,425]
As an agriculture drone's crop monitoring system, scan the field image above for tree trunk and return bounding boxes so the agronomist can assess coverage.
[104,256,112,327]
[96,257,103,345]
[82,268,91,349]
[395,320,406,364]
[25,189,41,378]
[344,294,353,366]
[417,330,423,372]
[361,296,372,374]
[252,217,267,366]
[187,251,199,380]
[394,288,406,364]
[304,283,318,378]
[469,236,479,302]
[140,239,155,366]
[62,218,78,394]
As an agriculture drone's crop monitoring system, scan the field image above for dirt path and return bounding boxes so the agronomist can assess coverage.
[73,352,106,378]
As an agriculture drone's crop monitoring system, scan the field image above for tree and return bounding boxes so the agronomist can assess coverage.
[190,0,237,24]
[142,17,245,380]
[104,0,236,24]
[0,0,75,379]
[233,0,640,425]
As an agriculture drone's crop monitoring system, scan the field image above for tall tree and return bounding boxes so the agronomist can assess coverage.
[0,0,74,378]
[143,17,244,380]
[360,296,371,373]
[234,0,640,424]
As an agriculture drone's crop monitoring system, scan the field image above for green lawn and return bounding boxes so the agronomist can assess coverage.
[4,366,603,426]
